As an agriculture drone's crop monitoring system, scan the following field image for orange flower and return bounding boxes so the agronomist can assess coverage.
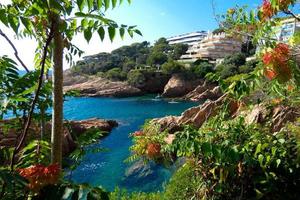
[262,43,292,82]
[272,98,283,104]
[146,143,161,158]
[132,131,144,137]
[18,164,60,192]
[262,52,273,65]
[287,84,294,91]
[264,69,277,80]
[261,0,276,21]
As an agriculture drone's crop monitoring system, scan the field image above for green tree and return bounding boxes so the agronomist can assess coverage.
[147,37,170,66]
[0,0,140,168]
[161,59,185,74]
[169,43,189,60]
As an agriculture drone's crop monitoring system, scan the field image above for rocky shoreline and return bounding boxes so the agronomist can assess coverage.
[0,118,118,157]
[64,72,222,101]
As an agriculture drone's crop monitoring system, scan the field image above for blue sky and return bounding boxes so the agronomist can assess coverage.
[0,0,263,69]
[106,0,262,42]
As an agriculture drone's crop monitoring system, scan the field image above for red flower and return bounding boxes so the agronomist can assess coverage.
[264,69,277,80]
[262,52,273,65]
[262,43,292,82]
[18,164,60,192]
[132,131,144,137]
[274,43,290,57]
[261,0,275,20]
[146,143,161,158]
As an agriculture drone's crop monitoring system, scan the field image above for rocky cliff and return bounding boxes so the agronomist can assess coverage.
[64,75,143,97]
[162,74,202,98]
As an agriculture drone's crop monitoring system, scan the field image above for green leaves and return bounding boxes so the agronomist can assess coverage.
[84,28,93,43]
[104,0,110,10]
[8,16,19,33]
[77,0,86,12]
[119,27,125,39]
[112,0,118,8]
[108,26,115,42]
[97,26,105,41]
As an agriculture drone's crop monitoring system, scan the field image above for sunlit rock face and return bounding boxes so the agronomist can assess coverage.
[162,74,202,98]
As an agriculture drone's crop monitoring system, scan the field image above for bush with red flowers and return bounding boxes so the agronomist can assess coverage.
[146,143,161,159]
[17,164,60,192]
[262,43,292,82]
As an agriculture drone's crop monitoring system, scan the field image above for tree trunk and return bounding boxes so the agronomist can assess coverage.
[51,15,64,167]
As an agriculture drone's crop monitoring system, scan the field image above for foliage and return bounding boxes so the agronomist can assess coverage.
[223,52,246,67]
[191,61,215,78]
[72,38,188,76]
[161,59,185,74]
[169,43,189,60]
[104,68,127,81]
[34,182,109,200]
[0,169,28,200]
[163,162,204,200]
[215,63,238,79]
[127,70,146,87]
[17,140,51,169]
[167,113,300,199]
[127,122,168,163]
[109,188,161,200]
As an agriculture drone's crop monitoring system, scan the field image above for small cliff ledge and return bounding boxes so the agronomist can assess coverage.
[64,76,143,97]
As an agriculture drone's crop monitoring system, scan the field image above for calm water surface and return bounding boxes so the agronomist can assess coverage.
[64,96,198,192]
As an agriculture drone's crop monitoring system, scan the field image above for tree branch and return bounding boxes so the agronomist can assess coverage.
[0,28,30,73]
[283,10,300,21]
[10,26,54,171]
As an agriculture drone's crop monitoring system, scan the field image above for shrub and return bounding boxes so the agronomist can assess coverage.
[104,68,127,81]
[110,188,161,200]
[215,64,238,79]
[161,60,185,74]
[127,70,146,87]
[96,71,105,77]
[168,114,300,199]
[163,162,204,200]
[238,59,258,74]
[223,53,246,66]
[193,58,210,66]
[191,62,215,78]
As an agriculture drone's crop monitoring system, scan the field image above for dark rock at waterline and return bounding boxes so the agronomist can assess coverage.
[135,72,171,94]
[0,118,118,157]
[121,160,165,189]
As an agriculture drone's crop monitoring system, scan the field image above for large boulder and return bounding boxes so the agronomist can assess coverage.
[162,74,202,98]
[152,94,233,133]
[68,118,118,135]
[64,77,143,97]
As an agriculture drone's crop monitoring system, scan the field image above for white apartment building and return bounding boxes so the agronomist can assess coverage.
[179,32,242,62]
[276,17,300,42]
[167,31,208,62]
[167,31,208,47]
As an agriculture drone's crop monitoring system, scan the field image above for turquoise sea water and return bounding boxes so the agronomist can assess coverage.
[63,96,198,192]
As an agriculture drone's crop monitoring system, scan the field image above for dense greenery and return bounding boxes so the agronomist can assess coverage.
[71,38,189,77]
[1,0,300,199]
[127,1,300,199]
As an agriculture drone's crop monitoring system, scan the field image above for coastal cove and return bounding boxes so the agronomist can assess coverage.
[63,95,198,192]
